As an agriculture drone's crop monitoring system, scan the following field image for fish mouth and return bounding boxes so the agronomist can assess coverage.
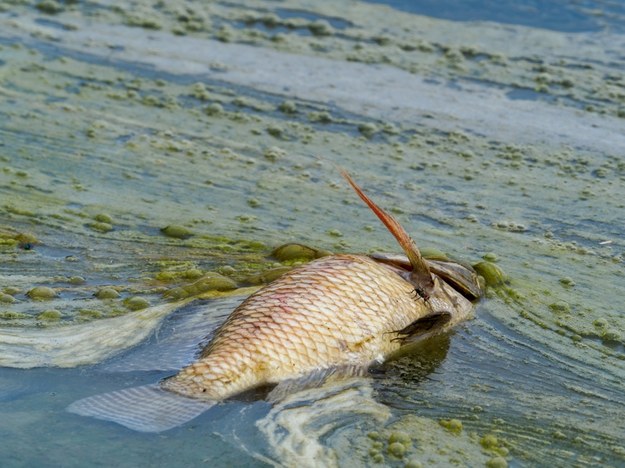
[369,252,483,301]
[426,258,483,301]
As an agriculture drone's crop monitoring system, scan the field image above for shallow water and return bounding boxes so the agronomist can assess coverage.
[1,0,624,466]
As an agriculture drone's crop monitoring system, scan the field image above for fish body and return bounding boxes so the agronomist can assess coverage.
[162,170,481,401]
[162,254,474,400]
[68,171,482,432]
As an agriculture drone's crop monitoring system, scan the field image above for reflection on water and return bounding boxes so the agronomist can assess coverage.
[1,0,625,466]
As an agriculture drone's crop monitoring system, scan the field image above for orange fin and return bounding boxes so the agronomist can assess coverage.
[341,170,434,292]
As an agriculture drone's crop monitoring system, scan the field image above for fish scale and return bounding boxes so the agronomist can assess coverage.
[161,254,468,401]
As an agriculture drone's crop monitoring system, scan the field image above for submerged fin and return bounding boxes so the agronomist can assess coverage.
[340,170,434,293]
[266,365,368,403]
[101,296,243,373]
[67,384,214,432]
[393,311,452,344]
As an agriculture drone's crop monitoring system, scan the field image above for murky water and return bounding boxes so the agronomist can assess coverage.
[1,1,624,466]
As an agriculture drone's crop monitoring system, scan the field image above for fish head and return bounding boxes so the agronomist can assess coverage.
[372,251,482,327]
[428,268,479,329]
[371,252,482,298]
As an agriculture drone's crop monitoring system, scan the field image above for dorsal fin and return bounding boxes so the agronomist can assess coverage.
[340,170,434,293]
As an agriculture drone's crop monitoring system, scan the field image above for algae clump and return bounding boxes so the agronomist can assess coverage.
[272,243,331,262]
[27,286,58,301]
[388,431,412,447]
[473,261,508,287]
[123,296,150,311]
[95,287,121,300]
[68,276,86,285]
[404,461,423,468]
[0,311,29,320]
[164,273,237,300]
[94,213,113,224]
[161,225,194,239]
[78,309,103,319]
[387,441,406,458]
[90,222,113,233]
[36,0,63,14]
[244,266,292,285]
[549,301,571,314]
[38,310,62,321]
[485,456,508,468]
[0,293,17,304]
[439,418,463,434]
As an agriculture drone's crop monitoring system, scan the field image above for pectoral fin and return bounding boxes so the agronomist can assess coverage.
[266,365,368,403]
[393,311,452,344]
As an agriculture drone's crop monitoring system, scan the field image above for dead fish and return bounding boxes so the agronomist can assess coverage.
[68,171,482,432]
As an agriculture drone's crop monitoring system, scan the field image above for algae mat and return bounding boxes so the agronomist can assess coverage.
[0,1,624,467]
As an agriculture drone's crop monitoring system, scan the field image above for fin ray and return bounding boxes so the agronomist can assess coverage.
[393,311,452,344]
[340,170,434,291]
[67,384,214,432]
[101,296,243,373]
[267,365,368,403]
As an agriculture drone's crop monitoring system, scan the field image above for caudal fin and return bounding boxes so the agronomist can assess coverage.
[67,384,214,432]
[340,170,434,292]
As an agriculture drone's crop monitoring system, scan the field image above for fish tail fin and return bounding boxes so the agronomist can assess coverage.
[67,383,214,432]
[340,169,434,291]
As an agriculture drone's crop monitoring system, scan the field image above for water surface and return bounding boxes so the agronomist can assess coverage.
[1,1,624,466]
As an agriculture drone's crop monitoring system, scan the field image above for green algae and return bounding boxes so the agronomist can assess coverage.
[123,296,150,311]
[549,301,571,314]
[67,276,86,285]
[163,273,237,300]
[354,414,491,466]
[77,308,103,319]
[473,262,508,288]
[404,460,423,468]
[154,266,204,282]
[37,310,61,321]
[482,252,498,262]
[0,311,29,320]
[243,266,292,285]
[263,146,287,162]
[161,225,194,239]
[94,213,113,224]
[0,2,623,466]
[439,418,463,435]
[0,293,17,304]
[271,243,331,262]
[485,457,508,468]
[27,286,57,301]
[35,0,63,15]
[0,228,39,249]
[421,248,450,262]
[388,431,412,448]
[94,287,121,300]
[388,441,407,458]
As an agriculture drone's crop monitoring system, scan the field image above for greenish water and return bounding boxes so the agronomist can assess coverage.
[1,1,624,466]
[366,0,625,32]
